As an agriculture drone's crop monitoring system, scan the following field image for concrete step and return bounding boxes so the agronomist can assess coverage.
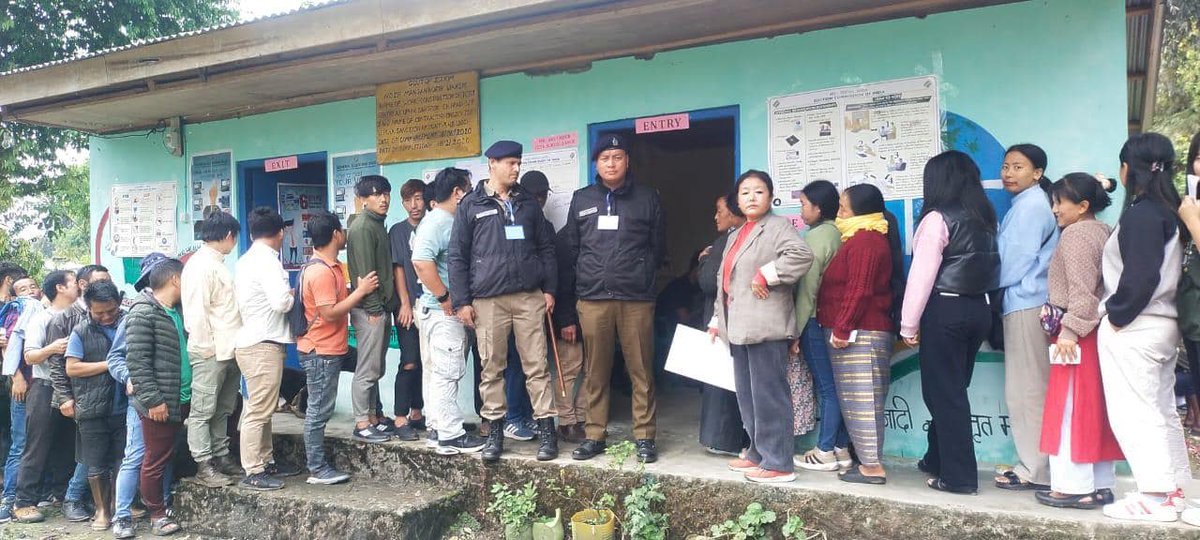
[174,476,464,540]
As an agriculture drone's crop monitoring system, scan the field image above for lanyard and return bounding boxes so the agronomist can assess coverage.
[605,192,614,216]
[502,199,516,225]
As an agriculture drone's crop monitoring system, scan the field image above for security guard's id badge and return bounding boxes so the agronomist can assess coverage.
[505,225,525,240]
[598,215,619,230]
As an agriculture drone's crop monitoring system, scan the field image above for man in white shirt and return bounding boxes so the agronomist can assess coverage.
[233,207,300,491]
[180,211,243,487]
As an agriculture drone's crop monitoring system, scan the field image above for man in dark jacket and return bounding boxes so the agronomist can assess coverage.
[126,258,188,536]
[563,134,666,462]
[449,140,558,462]
[63,280,124,531]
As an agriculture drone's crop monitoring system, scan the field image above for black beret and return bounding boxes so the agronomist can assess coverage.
[484,140,522,160]
[591,133,629,161]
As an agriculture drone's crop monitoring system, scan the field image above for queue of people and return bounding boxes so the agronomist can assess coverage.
[0,130,1198,538]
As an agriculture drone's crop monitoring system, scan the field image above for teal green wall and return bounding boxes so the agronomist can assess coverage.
[89,0,1129,461]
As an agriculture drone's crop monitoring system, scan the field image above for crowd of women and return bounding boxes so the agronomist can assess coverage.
[699,130,1200,525]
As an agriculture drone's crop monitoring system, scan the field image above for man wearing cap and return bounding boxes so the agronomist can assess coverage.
[563,134,666,462]
[521,171,588,443]
[449,140,559,462]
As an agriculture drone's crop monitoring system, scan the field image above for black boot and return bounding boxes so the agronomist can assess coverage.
[536,418,558,461]
[481,419,505,463]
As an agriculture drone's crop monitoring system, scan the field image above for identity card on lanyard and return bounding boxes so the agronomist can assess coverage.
[503,200,526,240]
[598,193,619,230]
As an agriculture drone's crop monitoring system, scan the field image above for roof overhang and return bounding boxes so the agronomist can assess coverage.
[0,0,1019,134]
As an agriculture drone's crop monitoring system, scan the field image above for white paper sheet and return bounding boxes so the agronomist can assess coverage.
[664,324,736,391]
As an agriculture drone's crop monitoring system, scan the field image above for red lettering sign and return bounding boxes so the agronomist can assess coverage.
[265,156,299,172]
[635,113,690,134]
[532,132,578,151]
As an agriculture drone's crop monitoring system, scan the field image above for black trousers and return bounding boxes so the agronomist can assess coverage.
[77,414,126,477]
[15,380,76,507]
[918,293,991,491]
[394,322,423,417]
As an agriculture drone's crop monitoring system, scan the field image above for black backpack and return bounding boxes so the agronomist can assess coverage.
[289,258,326,338]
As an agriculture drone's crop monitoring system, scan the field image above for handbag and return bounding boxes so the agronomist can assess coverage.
[1039,303,1065,336]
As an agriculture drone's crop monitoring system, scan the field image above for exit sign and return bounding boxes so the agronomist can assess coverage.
[635,113,690,134]
[265,155,299,172]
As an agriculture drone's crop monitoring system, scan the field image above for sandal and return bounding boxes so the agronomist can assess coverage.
[994,470,1050,491]
[838,466,886,485]
[1035,490,1100,510]
[152,517,181,536]
[927,478,977,495]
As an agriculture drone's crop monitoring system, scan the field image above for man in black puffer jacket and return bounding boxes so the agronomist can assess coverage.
[125,257,187,536]
[63,280,124,531]
[562,134,666,463]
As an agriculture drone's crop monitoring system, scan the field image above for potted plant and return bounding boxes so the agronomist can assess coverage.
[548,440,640,540]
[531,508,564,540]
[487,481,538,540]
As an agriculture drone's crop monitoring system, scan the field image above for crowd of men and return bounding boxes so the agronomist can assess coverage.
[0,134,665,537]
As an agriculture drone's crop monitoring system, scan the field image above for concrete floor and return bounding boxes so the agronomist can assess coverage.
[275,384,1200,535]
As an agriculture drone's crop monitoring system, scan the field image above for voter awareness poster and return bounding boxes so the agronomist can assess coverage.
[189,150,232,221]
[768,75,941,204]
[521,148,580,232]
[330,150,379,221]
[277,183,327,270]
[110,182,178,257]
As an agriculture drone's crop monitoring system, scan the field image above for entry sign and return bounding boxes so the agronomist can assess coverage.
[635,113,690,134]
[265,155,299,172]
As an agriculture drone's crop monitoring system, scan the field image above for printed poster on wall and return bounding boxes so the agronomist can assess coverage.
[110,182,178,257]
[768,75,940,203]
[277,183,327,270]
[190,151,232,221]
[330,150,379,221]
[521,148,580,232]
[376,71,480,164]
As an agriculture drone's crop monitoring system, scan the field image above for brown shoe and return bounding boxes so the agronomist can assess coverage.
[13,506,44,523]
[194,460,234,488]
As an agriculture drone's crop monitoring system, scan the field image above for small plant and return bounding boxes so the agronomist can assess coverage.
[487,481,539,531]
[548,440,641,526]
[622,477,668,540]
[709,503,777,540]
[780,513,826,540]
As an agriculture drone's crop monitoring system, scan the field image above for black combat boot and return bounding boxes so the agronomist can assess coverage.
[481,419,505,463]
[536,418,558,461]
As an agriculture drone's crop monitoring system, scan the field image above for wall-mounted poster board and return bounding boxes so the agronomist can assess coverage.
[521,148,579,232]
[768,75,941,204]
[190,150,233,220]
[376,71,480,164]
[110,182,177,257]
[330,150,379,221]
[277,183,327,270]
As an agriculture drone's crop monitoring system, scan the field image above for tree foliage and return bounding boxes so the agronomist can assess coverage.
[0,1,237,269]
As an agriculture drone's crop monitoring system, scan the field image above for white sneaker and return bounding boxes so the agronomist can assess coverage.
[795,447,840,472]
[833,447,853,470]
[1102,493,1179,523]
[1182,508,1200,527]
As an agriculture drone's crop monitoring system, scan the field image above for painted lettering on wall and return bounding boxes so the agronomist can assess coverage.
[264,155,299,172]
[635,113,690,134]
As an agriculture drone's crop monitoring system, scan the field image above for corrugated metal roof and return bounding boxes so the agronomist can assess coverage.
[1126,0,1162,132]
[0,0,352,77]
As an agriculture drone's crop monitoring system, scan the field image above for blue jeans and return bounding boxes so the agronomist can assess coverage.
[503,334,532,425]
[301,351,344,474]
[115,404,171,520]
[65,463,87,503]
[3,400,25,501]
[801,318,848,451]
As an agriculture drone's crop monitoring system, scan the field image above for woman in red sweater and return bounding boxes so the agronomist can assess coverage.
[816,183,904,484]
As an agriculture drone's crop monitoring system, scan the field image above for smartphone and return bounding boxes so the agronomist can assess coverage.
[831,330,858,345]
[1049,344,1079,365]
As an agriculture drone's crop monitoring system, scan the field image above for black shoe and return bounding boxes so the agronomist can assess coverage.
[352,425,390,444]
[481,420,505,463]
[635,439,658,463]
[240,472,284,491]
[194,460,234,488]
[436,433,487,455]
[572,439,607,461]
[536,418,558,461]
[62,500,91,522]
[264,461,303,478]
[213,454,245,477]
[409,417,427,431]
[373,418,397,434]
[1095,488,1115,505]
[392,424,419,441]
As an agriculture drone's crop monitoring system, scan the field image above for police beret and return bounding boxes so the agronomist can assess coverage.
[520,170,550,195]
[591,133,629,161]
[484,140,523,160]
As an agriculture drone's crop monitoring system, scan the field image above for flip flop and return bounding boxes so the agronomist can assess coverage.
[839,467,886,485]
[927,478,977,495]
[994,470,1049,491]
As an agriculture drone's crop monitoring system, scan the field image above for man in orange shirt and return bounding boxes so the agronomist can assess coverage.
[296,211,378,485]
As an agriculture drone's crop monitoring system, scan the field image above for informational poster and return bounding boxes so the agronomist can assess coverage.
[768,75,940,203]
[455,158,489,185]
[277,184,327,270]
[330,150,379,221]
[110,182,178,257]
[190,151,232,221]
[521,148,580,232]
[376,71,480,164]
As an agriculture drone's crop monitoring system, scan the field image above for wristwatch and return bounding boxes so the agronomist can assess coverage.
[436,291,450,303]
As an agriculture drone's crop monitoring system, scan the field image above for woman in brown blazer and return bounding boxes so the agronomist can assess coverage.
[708,170,813,483]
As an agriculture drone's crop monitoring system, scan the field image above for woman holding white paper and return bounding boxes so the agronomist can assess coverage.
[1035,173,1122,510]
[708,170,813,483]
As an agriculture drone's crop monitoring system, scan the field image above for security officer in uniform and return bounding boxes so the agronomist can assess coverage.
[563,134,666,462]
[449,140,559,463]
